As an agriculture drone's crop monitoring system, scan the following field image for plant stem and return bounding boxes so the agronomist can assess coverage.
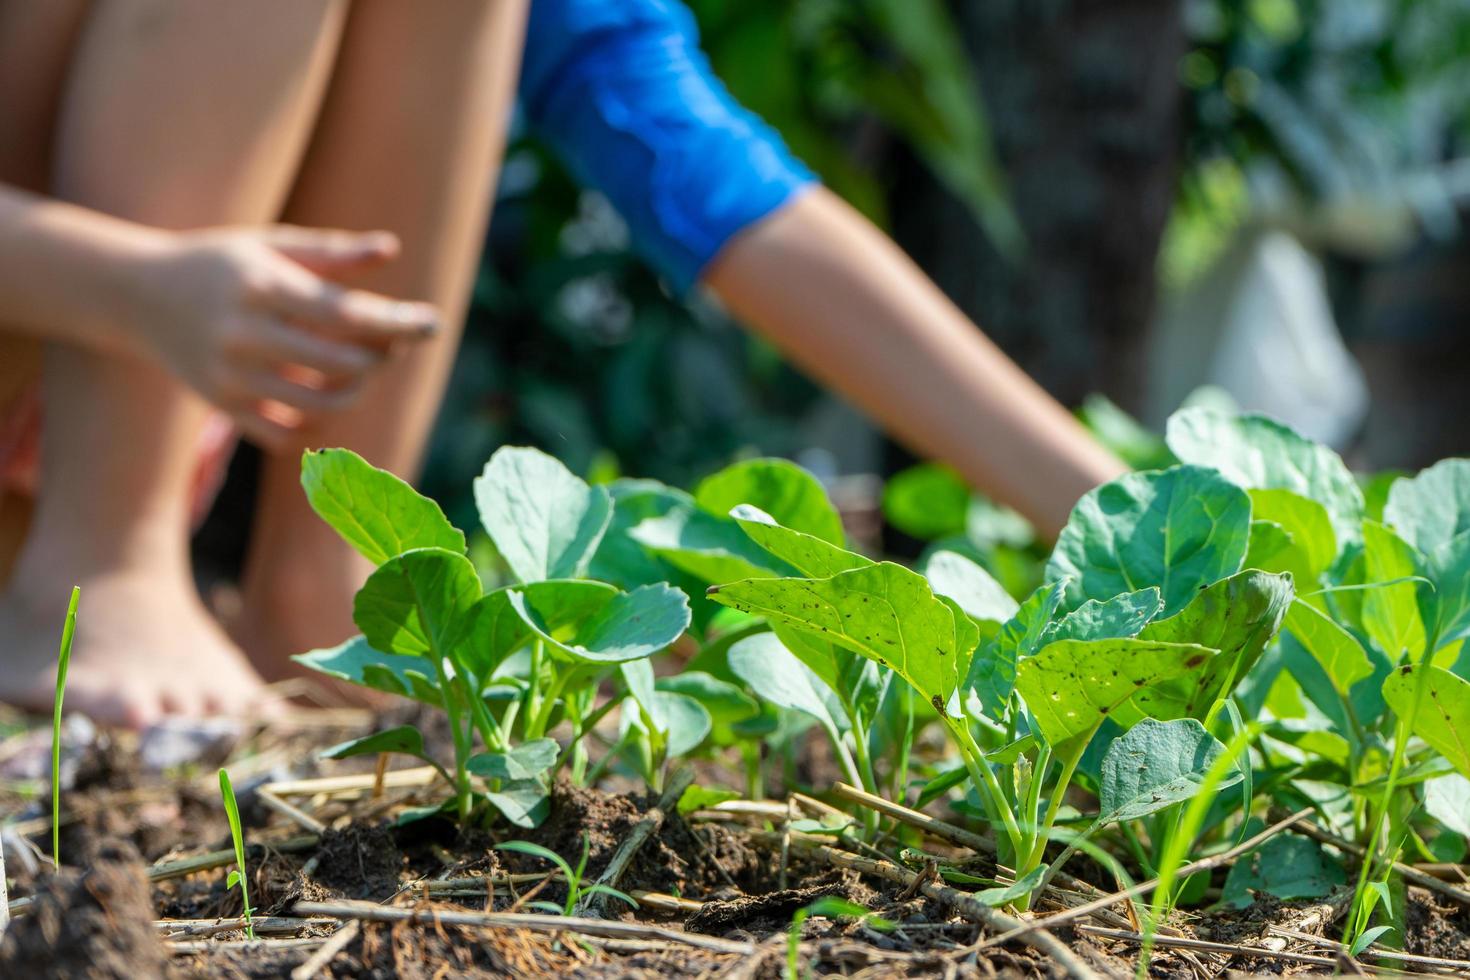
[1021,741,1085,875]
[949,718,1024,864]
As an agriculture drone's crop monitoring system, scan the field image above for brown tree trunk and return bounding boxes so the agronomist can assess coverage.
[888,0,1186,411]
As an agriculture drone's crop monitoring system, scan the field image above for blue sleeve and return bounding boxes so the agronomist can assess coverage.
[520,0,817,294]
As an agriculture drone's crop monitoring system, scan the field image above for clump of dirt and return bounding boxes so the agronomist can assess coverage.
[0,837,172,980]
[313,824,404,901]
[495,780,774,903]
[685,870,864,934]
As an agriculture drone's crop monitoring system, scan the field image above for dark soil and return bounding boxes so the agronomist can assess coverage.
[5,713,1470,979]
[0,837,172,980]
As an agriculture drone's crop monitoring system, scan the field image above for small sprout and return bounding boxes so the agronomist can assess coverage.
[495,835,636,917]
[218,768,255,940]
[51,586,80,868]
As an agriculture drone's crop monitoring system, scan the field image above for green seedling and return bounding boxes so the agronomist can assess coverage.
[785,897,892,980]
[50,586,79,867]
[494,836,636,916]
[294,447,691,826]
[218,768,255,939]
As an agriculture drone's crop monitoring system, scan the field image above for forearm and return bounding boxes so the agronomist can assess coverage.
[0,183,161,355]
[702,186,1126,538]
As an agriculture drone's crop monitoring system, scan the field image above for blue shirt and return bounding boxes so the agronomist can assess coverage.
[520,0,817,294]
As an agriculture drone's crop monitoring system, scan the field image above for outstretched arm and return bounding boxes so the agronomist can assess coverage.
[702,186,1124,536]
[522,0,1126,534]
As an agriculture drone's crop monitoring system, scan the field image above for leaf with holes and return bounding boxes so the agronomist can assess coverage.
[1014,638,1219,751]
[1383,665,1470,779]
[731,504,872,578]
[1131,569,1294,720]
[1097,718,1240,825]
[709,562,964,712]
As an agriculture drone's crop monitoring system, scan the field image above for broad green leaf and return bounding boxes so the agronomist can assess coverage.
[695,458,844,544]
[460,580,617,675]
[353,548,481,660]
[1283,600,1373,695]
[1221,834,1345,907]
[923,550,1018,624]
[1383,665,1470,779]
[1014,638,1218,750]
[301,449,464,564]
[630,504,794,584]
[321,725,434,766]
[1362,520,1426,663]
[621,691,712,757]
[1165,408,1364,544]
[292,636,441,705]
[485,780,551,828]
[1424,774,1470,839]
[1135,570,1294,718]
[1097,718,1240,825]
[709,562,963,712]
[587,480,690,588]
[510,583,691,664]
[1043,589,1161,645]
[728,633,849,735]
[474,447,613,583]
[965,581,1066,721]
[466,739,560,781]
[1046,465,1251,616]
[656,671,759,744]
[731,505,872,578]
[1244,520,1310,587]
[1078,394,1173,470]
[1384,458,1470,554]
[882,462,970,540]
[1248,489,1336,581]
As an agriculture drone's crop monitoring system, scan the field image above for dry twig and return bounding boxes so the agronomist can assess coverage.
[575,766,694,917]
[293,898,754,955]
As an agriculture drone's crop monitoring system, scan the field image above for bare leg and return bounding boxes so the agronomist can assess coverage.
[237,0,528,674]
[0,0,349,725]
[0,0,90,582]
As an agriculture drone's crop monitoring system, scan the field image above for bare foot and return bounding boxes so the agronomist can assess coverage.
[0,558,271,728]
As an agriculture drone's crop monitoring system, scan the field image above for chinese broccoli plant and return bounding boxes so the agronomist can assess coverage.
[295,446,692,826]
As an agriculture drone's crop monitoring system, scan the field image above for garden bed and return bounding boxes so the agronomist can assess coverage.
[3,708,1469,979]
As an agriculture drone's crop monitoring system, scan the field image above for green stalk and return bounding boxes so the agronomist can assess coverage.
[1348,627,1438,946]
[949,718,1024,863]
[217,768,255,940]
[431,658,473,821]
[522,639,544,735]
[50,587,79,868]
[1021,740,1085,875]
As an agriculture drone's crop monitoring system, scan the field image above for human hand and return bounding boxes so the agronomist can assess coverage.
[125,225,437,449]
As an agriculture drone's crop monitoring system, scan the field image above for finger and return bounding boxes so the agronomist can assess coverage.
[225,400,299,454]
[267,273,440,344]
[243,316,383,378]
[236,367,363,416]
[262,225,400,272]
